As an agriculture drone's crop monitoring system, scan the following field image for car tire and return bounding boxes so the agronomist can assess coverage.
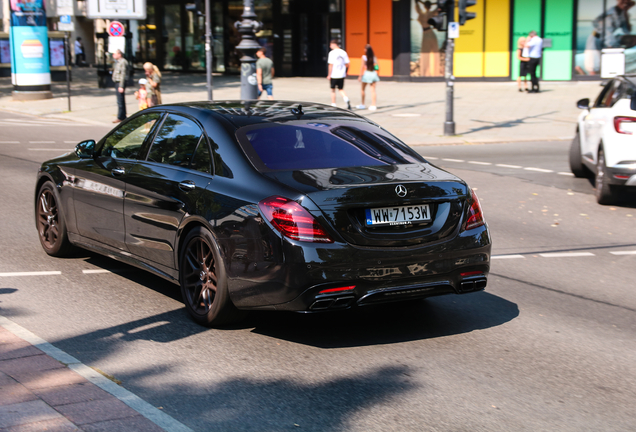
[595,147,619,205]
[179,226,246,326]
[569,131,588,178]
[35,181,75,257]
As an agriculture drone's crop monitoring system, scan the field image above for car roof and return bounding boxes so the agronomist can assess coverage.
[170,100,371,129]
[618,75,636,87]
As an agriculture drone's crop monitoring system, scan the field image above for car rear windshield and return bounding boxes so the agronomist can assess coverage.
[236,123,424,171]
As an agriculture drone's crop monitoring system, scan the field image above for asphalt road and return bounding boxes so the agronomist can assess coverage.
[1,111,635,431]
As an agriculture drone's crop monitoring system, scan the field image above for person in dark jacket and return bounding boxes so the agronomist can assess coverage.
[112,50,128,123]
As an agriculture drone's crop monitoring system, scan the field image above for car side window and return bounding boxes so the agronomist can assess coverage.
[609,81,624,107]
[594,81,614,108]
[147,114,203,167]
[190,137,212,174]
[99,113,162,159]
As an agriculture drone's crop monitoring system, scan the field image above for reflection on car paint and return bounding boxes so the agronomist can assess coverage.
[74,178,124,199]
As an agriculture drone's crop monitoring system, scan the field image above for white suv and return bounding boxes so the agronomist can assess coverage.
[571,76,636,204]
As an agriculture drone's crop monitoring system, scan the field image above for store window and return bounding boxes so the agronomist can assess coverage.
[411,0,445,77]
[137,5,157,67]
[164,4,183,70]
[575,0,636,76]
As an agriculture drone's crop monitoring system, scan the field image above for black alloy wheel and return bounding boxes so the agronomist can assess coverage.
[595,147,618,205]
[179,227,245,326]
[36,182,74,257]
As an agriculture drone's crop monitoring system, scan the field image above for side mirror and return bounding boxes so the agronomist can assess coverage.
[631,93,636,111]
[576,98,590,110]
[75,140,96,159]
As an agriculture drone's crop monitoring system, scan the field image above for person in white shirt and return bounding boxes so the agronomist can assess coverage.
[327,40,351,109]
[74,37,85,67]
[524,31,543,93]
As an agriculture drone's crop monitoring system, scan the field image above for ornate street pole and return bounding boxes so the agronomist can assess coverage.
[235,0,262,100]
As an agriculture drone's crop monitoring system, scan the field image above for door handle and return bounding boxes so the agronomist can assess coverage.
[179,181,196,192]
[111,168,125,176]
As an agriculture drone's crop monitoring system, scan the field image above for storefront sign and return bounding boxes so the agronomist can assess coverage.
[448,22,459,39]
[58,15,74,32]
[108,37,126,53]
[86,0,146,20]
[9,0,51,86]
[56,0,74,16]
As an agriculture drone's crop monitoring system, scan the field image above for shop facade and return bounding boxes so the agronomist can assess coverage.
[3,0,632,81]
[132,0,343,77]
[346,0,635,82]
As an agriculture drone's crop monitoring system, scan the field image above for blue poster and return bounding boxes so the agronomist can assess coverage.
[9,0,50,86]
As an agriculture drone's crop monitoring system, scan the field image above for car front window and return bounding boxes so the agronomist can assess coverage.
[100,113,162,159]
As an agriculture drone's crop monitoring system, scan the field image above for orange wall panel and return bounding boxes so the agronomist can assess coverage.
[346,0,393,77]
[346,0,368,76]
[369,0,393,77]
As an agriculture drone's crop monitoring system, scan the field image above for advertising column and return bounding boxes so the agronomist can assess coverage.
[9,0,51,100]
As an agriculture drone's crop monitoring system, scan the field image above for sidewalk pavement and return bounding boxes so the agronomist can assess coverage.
[0,67,604,145]
[0,316,191,432]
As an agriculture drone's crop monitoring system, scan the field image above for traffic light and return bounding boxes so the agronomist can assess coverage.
[458,0,477,25]
[427,0,452,31]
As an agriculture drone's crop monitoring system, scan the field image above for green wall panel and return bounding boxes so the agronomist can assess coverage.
[511,0,542,81]
[543,0,573,80]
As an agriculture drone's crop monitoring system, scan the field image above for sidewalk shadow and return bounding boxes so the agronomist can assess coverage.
[458,111,559,135]
[363,100,445,115]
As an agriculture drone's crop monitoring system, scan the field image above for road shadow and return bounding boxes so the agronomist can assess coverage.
[54,252,519,350]
[82,253,183,303]
[458,111,559,135]
[247,291,518,348]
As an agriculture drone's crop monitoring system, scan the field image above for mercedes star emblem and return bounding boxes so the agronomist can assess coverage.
[395,184,407,197]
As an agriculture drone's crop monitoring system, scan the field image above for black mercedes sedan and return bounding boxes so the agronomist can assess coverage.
[35,101,491,326]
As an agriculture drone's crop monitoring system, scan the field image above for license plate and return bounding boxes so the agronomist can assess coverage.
[365,204,432,226]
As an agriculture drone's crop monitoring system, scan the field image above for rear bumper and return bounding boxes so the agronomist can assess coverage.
[607,163,636,186]
[230,225,491,311]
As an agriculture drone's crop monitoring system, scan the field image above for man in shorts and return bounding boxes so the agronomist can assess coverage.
[327,40,351,109]
[256,47,275,100]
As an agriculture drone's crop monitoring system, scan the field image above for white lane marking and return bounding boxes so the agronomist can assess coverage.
[0,141,20,144]
[524,167,554,173]
[442,158,465,162]
[0,271,61,277]
[539,252,595,258]
[29,141,56,144]
[82,269,111,274]
[496,164,522,169]
[558,172,575,176]
[468,161,492,165]
[610,251,636,255]
[28,149,73,151]
[491,254,525,259]
[0,315,194,432]
[423,156,439,160]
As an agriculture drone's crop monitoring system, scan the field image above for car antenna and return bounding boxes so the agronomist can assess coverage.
[290,104,304,117]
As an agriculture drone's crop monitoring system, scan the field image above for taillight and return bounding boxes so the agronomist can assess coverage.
[258,196,334,243]
[613,116,636,134]
[463,190,485,231]
[319,285,355,294]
